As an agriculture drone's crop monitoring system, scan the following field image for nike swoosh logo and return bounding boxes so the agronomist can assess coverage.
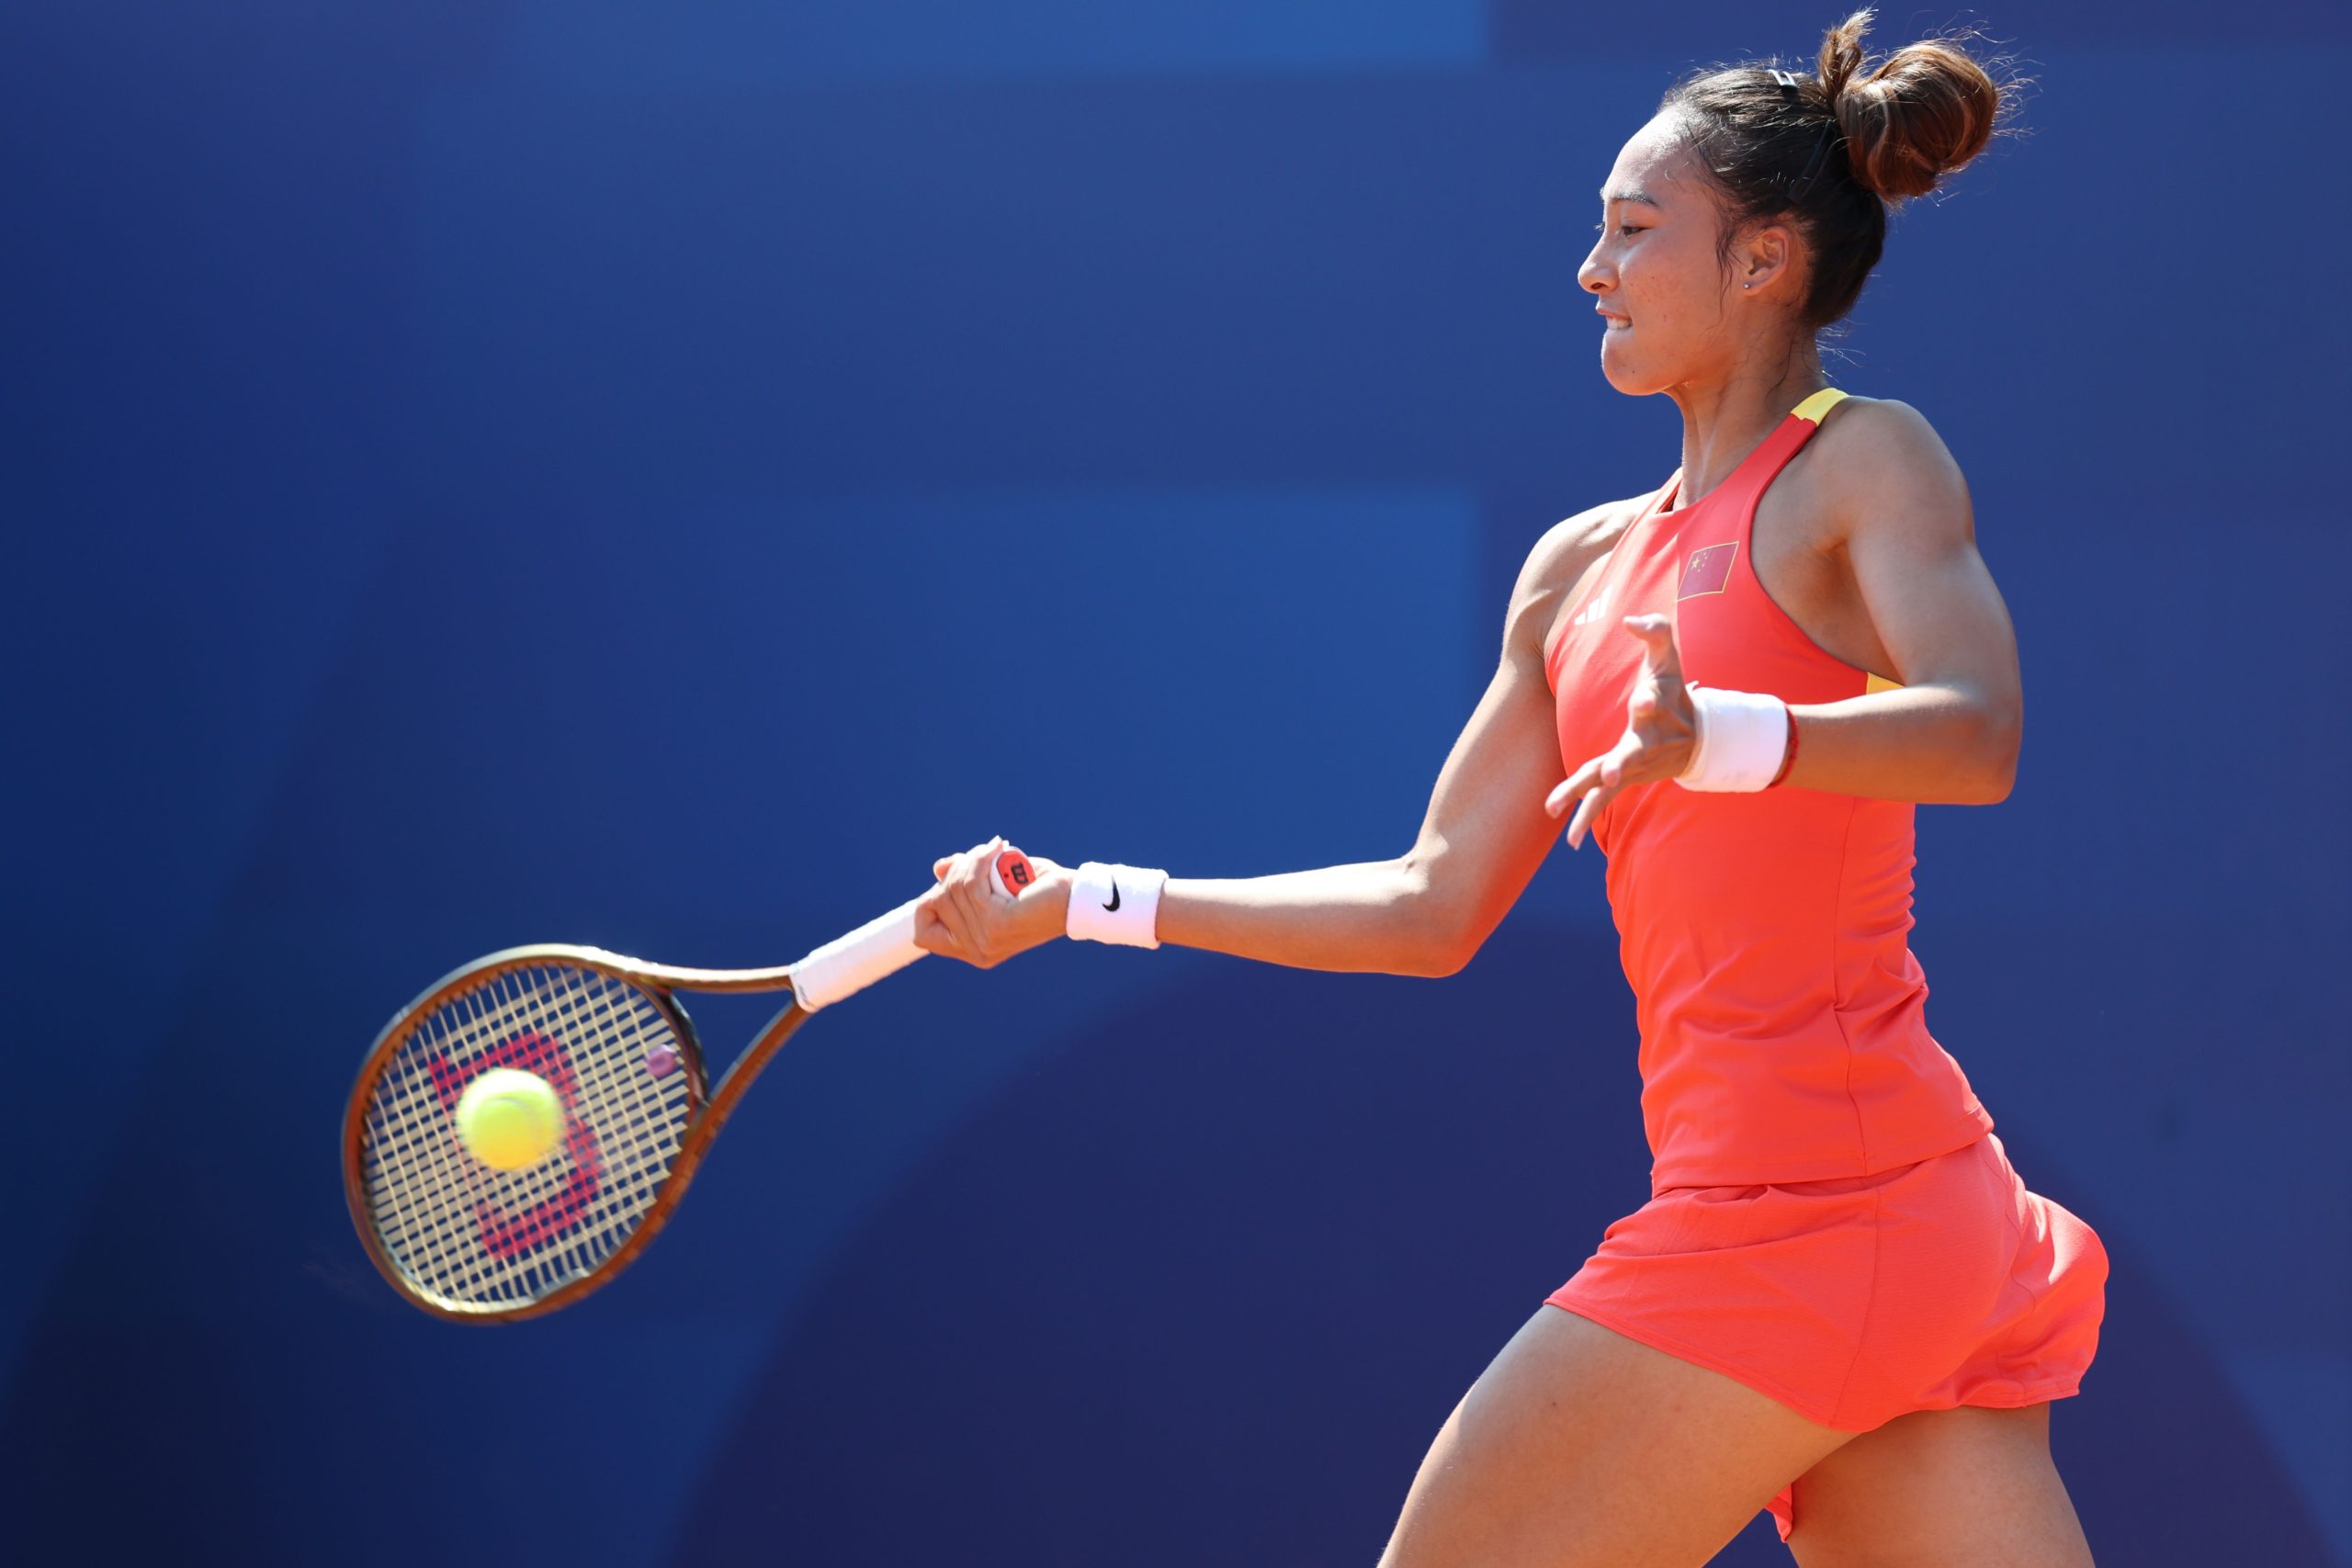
[1102,881,1121,912]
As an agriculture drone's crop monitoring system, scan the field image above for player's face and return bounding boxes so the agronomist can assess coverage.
[1577,116,1742,397]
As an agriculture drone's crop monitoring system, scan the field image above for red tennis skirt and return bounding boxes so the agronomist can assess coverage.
[1544,1130,2108,1544]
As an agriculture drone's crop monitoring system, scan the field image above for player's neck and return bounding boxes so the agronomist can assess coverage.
[1665,348,1827,512]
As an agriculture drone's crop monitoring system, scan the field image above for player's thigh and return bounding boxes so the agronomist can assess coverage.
[1785,1402,2095,1568]
[1379,1304,1854,1568]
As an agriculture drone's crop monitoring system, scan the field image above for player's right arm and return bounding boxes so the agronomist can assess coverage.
[918,503,1625,976]
[1134,502,1622,978]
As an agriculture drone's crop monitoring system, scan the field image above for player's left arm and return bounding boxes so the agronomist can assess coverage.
[1775,400,2021,804]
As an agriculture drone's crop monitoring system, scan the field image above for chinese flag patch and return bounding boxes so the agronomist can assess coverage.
[1677,542,1738,600]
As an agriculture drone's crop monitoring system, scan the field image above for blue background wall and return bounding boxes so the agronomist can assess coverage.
[5,3,2346,1563]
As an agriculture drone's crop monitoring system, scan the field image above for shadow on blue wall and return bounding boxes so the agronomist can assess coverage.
[668,931,2332,1566]
[2,932,2332,1564]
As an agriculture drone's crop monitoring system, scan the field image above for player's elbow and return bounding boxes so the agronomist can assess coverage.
[1418,939,1474,979]
[1965,697,2021,804]
[1417,897,1491,978]
[1980,751,2018,805]
[1395,908,1473,978]
[1396,855,1477,978]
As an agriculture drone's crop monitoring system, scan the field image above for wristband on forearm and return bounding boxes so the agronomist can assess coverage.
[1066,862,1169,948]
[1674,686,1792,794]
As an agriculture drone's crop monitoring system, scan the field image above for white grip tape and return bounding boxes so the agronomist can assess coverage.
[789,895,926,1012]
[787,851,1023,1012]
[1674,686,1790,793]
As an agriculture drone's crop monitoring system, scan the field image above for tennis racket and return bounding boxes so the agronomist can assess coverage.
[343,844,1037,1322]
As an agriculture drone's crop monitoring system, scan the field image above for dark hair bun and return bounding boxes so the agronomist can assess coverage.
[1819,8,1999,199]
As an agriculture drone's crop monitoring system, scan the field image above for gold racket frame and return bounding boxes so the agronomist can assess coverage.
[342,942,813,1323]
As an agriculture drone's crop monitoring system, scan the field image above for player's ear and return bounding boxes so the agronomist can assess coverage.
[1734,219,1798,298]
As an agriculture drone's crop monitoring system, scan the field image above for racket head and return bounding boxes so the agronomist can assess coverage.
[343,945,713,1322]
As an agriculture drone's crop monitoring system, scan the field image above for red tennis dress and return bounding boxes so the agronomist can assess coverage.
[1540,389,2108,1545]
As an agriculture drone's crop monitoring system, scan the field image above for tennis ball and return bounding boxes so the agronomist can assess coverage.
[454,1067,564,1171]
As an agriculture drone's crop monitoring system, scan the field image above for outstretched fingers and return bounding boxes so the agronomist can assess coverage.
[1539,614,1692,851]
[1547,738,1634,850]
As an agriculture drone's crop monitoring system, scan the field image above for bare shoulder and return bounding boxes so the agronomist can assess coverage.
[1505,494,1650,660]
[1515,494,1648,607]
[1800,394,1974,544]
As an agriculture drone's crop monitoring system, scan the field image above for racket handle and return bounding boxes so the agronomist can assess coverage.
[788,897,924,1011]
[788,846,1034,1012]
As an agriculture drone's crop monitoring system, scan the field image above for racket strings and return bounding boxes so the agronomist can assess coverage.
[359,964,694,1309]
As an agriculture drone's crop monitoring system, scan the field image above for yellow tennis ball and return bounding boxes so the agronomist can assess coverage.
[454,1067,564,1171]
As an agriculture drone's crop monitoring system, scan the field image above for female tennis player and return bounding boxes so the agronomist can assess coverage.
[914,11,2108,1564]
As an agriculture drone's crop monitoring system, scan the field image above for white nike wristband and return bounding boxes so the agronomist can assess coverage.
[1675,686,1791,793]
[1067,861,1168,948]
